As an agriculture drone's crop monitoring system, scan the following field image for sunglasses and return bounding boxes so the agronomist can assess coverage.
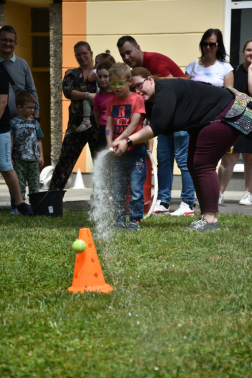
[202,42,218,49]
[109,79,130,87]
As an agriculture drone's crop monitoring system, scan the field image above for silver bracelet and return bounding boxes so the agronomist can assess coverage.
[85,92,89,100]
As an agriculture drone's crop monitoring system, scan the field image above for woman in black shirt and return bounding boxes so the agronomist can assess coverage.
[111,68,252,231]
[218,38,252,206]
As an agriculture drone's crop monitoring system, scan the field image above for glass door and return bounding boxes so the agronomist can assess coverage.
[225,0,252,172]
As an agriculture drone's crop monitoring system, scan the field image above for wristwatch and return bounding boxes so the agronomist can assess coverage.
[125,137,133,147]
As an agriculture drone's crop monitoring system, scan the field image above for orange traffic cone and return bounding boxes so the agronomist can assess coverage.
[68,228,113,294]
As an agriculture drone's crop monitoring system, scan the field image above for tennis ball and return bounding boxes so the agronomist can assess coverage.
[72,239,86,253]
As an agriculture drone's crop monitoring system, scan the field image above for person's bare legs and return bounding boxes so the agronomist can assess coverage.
[218,153,239,193]
[203,212,217,223]
[243,153,252,193]
[1,170,23,205]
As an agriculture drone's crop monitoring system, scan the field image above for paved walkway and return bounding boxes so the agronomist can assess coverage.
[0,181,251,215]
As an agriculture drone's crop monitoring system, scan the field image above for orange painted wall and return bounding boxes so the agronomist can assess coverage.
[62,0,87,172]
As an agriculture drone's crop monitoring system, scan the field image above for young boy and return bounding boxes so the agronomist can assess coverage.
[106,63,147,231]
[11,92,44,213]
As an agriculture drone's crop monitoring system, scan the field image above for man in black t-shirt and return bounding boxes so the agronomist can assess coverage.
[0,71,32,216]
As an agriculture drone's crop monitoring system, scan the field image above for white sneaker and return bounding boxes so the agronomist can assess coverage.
[170,201,194,216]
[153,200,170,215]
[218,192,224,205]
[239,191,252,205]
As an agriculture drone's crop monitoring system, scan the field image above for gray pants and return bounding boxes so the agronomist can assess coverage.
[83,99,91,117]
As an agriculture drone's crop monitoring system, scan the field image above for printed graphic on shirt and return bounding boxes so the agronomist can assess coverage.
[11,118,44,161]
[112,104,132,139]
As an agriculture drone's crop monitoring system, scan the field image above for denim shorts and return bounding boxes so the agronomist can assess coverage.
[0,131,13,171]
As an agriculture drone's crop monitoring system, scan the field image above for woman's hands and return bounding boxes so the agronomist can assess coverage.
[111,125,154,156]
[111,139,128,156]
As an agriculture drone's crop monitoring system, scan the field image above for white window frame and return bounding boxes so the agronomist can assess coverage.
[224,0,252,172]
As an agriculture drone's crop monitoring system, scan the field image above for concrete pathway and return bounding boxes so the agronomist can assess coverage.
[0,181,251,215]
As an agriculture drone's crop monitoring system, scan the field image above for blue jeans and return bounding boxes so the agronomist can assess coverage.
[157,131,195,208]
[112,144,147,223]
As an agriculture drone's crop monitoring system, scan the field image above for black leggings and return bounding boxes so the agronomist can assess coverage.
[50,116,105,190]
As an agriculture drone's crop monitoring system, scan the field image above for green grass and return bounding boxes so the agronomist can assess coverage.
[0,210,252,378]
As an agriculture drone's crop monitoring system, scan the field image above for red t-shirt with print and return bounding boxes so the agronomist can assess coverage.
[106,92,145,150]
[143,52,187,78]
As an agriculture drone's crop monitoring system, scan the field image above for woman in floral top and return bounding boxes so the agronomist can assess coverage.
[50,41,99,190]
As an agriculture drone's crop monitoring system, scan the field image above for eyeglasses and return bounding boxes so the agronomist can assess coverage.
[109,79,129,87]
[23,106,35,111]
[202,42,218,49]
[0,38,16,44]
[132,78,148,92]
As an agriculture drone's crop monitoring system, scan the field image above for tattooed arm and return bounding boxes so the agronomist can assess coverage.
[114,113,141,143]
[105,116,113,148]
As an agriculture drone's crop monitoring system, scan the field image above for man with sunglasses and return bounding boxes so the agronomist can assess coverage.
[0,25,40,213]
[117,35,195,217]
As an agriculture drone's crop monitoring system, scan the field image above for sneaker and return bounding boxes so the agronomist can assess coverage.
[188,216,204,229]
[239,191,252,206]
[16,203,33,217]
[127,221,140,232]
[10,208,19,215]
[218,192,224,205]
[170,201,194,216]
[76,120,91,133]
[188,218,220,232]
[153,200,170,215]
[115,221,125,231]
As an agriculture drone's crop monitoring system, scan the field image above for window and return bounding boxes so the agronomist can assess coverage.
[230,8,252,67]
[225,0,252,172]
[31,8,49,69]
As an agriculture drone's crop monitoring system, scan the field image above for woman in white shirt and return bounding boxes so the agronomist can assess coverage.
[185,29,233,207]
[185,28,233,87]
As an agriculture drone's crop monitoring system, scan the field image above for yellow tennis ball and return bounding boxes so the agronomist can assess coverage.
[72,239,86,253]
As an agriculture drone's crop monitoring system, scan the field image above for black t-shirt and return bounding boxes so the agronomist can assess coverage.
[234,65,249,95]
[149,79,234,136]
[0,71,10,133]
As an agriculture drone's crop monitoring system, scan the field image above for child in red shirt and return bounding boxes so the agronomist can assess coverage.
[106,63,146,231]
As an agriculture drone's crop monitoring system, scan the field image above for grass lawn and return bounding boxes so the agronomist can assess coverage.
[0,210,252,378]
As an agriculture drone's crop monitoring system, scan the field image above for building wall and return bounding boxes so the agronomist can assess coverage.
[4,1,51,167]
[0,3,4,26]
[4,2,32,66]
[63,0,226,173]
[62,0,87,172]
